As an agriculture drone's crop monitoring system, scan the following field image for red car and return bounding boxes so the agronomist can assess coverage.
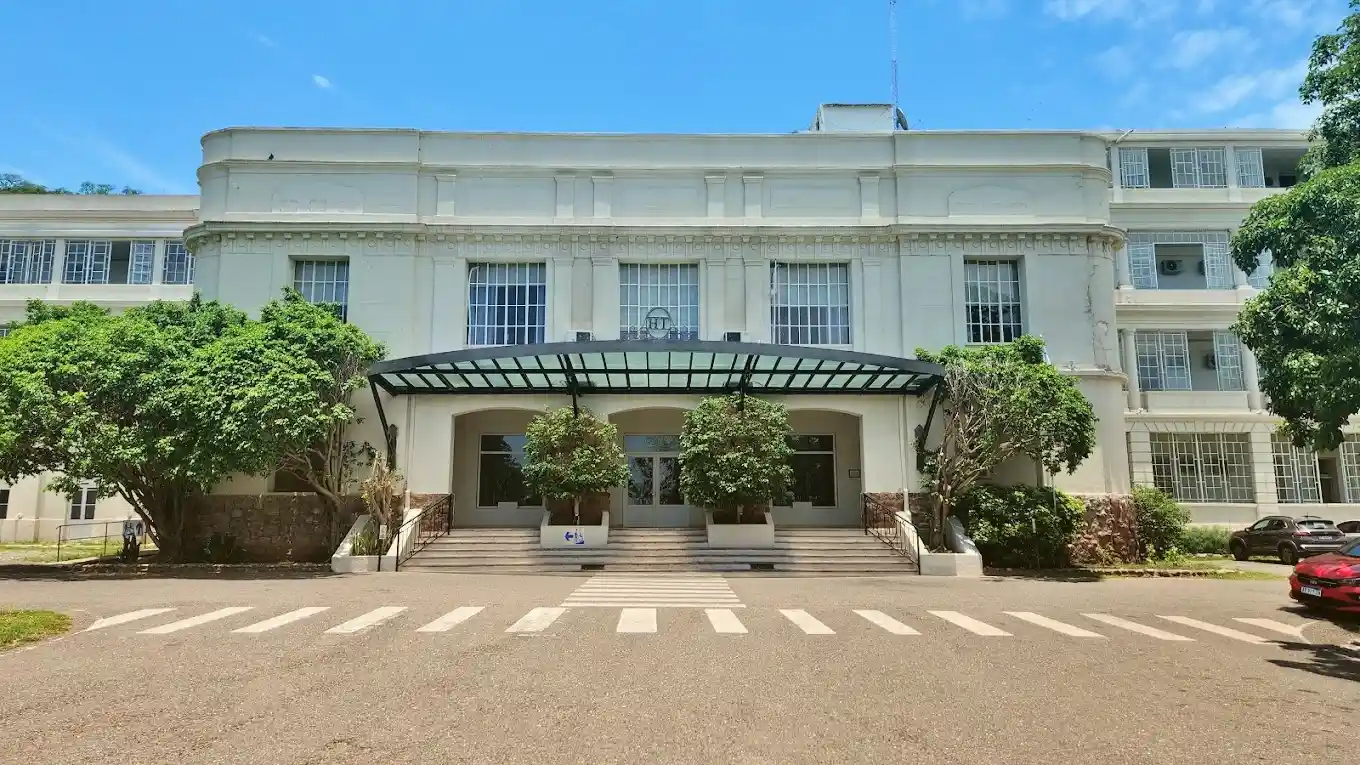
[1289,538,1360,612]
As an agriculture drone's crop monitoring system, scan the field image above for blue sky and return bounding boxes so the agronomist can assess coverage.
[0,0,1347,194]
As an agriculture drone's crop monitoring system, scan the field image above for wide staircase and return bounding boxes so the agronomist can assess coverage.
[400,527,919,574]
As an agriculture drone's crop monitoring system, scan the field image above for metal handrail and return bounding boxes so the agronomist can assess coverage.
[860,493,921,570]
[54,519,152,563]
[389,494,453,572]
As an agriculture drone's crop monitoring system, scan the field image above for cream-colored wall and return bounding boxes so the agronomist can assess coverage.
[0,474,138,543]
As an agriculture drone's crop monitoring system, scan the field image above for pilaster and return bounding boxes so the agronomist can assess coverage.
[1120,328,1141,410]
[591,245,619,340]
[743,244,769,343]
[742,174,763,219]
[1249,429,1279,517]
[705,174,726,218]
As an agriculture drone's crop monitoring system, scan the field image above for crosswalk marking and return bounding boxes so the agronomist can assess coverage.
[705,608,748,634]
[507,607,566,634]
[854,609,919,635]
[781,609,835,635]
[415,607,485,633]
[928,610,1011,636]
[1082,613,1194,641]
[616,608,657,634]
[324,607,407,634]
[561,574,743,608]
[233,607,330,634]
[85,608,176,632]
[1005,611,1104,638]
[1232,618,1306,641]
[138,607,254,635]
[1157,615,1269,645]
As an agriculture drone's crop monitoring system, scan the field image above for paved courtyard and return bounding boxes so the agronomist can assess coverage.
[2,572,1357,764]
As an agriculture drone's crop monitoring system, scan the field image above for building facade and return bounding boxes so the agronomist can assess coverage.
[2,104,1355,541]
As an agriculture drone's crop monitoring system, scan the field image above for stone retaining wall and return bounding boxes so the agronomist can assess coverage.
[188,494,364,563]
[1068,493,1139,564]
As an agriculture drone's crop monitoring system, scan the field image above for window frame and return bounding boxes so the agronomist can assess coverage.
[769,262,852,347]
[618,262,701,341]
[69,484,97,521]
[1234,148,1266,188]
[466,262,548,347]
[1272,434,1322,504]
[1134,330,1192,392]
[0,239,57,285]
[1119,147,1150,189]
[1149,433,1254,503]
[782,434,837,508]
[0,487,8,519]
[1126,231,1233,290]
[162,240,194,285]
[963,258,1023,345]
[1170,147,1228,188]
[476,434,542,508]
[293,258,351,321]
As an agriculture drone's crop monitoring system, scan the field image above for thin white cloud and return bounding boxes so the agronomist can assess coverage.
[1094,45,1135,79]
[28,122,188,194]
[1233,98,1323,129]
[1044,0,1180,22]
[1164,28,1255,70]
[960,0,1010,19]
[1190,59,1308,114]
[1249,0,1346,31]
[248,31,279,49]
[312,74,334,90]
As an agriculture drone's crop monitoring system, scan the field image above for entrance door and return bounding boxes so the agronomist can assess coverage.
[624,435,690,527]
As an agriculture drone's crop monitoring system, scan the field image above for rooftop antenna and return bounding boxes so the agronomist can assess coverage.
[889,0,900,123]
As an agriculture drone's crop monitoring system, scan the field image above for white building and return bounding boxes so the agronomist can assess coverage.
[2,104,1354,543]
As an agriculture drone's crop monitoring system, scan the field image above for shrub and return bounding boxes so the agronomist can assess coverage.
[679,394,793,523]
[958,484,1086,568]
[1179,525,1233,556]
[523,407,629,525]
[1132,485,1190,559]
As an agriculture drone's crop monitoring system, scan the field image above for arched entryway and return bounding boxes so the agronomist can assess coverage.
[776,408,864,527]
[608,407,702,528]
[451,407,545,527]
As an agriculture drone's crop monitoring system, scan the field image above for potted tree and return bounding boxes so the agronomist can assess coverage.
[680,394,793,548]
[332,455,404,573]
[523,406,629,548]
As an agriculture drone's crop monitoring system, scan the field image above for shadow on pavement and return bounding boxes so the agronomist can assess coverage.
[981,568,1105,582]
[0,563,339,581]
[1268,609,1360,683]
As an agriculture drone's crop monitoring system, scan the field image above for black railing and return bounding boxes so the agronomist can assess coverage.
[54,520,153,563]
[391,494,453,571]
[861,493,921,570]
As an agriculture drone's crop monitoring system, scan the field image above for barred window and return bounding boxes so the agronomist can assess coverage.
[467,262,546,346]
[1134,331,1191,391]
[770,262,850,346]
[1119,147,1149,188]
[1235,148,1265,188]
[128,241,156,285]
[964,260,1022,344]
[1247,249,1273,290]
[293,260,350,321]
[0,239,56,284]
[1149,433,1254,502]
[1340,436,1360,503]
[63,240,112,284]
[619,263,700,340]
[162,241,194,285]
[1272,434,1321,503]
[1171,148,1228,188]
[1125,231,1233,290]
[1212,331,1245,392]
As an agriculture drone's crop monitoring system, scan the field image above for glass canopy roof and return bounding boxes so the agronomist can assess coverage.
[368,340,943,397]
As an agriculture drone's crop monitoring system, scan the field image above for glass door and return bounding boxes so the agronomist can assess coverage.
[624,436,688,527]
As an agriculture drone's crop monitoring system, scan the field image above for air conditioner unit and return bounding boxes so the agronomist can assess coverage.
[1196,260,1206,276]
[1158,259,1184,275]
[1204,352,1218,371]
[569,330,593,342]
[723,331,743,342]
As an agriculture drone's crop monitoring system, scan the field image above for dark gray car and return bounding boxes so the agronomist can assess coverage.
[1229,515,1349,565]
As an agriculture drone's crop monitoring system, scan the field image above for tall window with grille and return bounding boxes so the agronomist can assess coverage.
[619,263,700,340]
[0,239,56,284]
[293,260,350,320]
[964,260,1022,344]
[1126,231,1233,289]
[1340,437,1360,503]
[1246,249,1273,289]
[1134,331,1192,391]
[1149,433,1254,502]
[163,240,194,284]
[1171,148,1228,188]
[1119,148,1149,188]
[1234,148,1266,188]
[769,262,851,346]
[1210,332,1246,391]
[467,262,547,346]
[63,240,113,284]
[1272,434,1322,503]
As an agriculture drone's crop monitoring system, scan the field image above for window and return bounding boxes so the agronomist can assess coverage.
[0,239,56,284]
[1134,331,1191,391]
[0,325,10,338]
[1247,250,1273,289]
[293,260,350,320]
[784,435,836,507]
[770,263,851,346]
[467,263,546,346]
[1119,147,1150,188]
[1149,433,1254,502]
[69,485,97,521]
[1272,434,1322,503]
[477,435,541,507]
[619,263,700,340]
[1340,437,1360,503]
[63,240,111,284]
[163,240,194,285]
[1126,231,1232,289]
[964,260,1022,344]
[1211,331,1245,392]
[1235,148,1266,188]
[0,488,8,519]
[1170,148,1228,188]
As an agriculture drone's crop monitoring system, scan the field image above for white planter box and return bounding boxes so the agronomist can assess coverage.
[541,510,610,548]
[706,510,776,548]
[330,515,382,574]
[919,550,984,577]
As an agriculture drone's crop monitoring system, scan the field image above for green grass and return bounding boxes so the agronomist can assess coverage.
[0,610,72,649]
[0,539,157,563]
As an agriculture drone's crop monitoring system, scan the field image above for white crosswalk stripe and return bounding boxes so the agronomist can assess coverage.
[1082,613,1194,641]
[324,607,407,634]
[1157,615,1270,645]
[416,607,485,633]
[854,609,919,635]
[705,608,748,634]
[928,610,1011,636]
[85,608,176,632]
[781,609,835,635]
[507,607,566,634]
[1232,618,1306,641]
[561,574,743,608]
[616,608,657,633]
[233,607,330,633]
[139,607,254,635]
[1005,611,1104,638]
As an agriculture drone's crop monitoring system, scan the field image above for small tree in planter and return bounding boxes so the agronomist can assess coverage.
[679,394,794,524]
[359,455,405,551]
[522,406,629,525]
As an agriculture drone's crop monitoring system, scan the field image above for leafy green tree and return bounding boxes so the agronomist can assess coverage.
[678,394,794,523]
[522,407,629,525]
[1231,3,1360,451]
[916,336,1096,548]
[0,173,142,195]
[1131,485,1189,560]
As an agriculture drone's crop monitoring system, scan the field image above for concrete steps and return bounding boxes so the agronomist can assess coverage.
[400,527,917,574]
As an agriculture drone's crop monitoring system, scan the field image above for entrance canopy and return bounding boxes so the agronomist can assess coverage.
[368,340,944,398]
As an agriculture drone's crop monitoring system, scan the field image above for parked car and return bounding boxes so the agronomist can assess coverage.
[1229,515,1349,565]
[1337,520,1360,542]
[1289,537,1360,613]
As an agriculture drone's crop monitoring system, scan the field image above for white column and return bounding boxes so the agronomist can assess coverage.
[1109,145,1123,203]
[549,255,573,342]
[1242,343,1263,411]
[1249,429,1279,517]
[853,257,871,351]
[554,174,575,220]
[861,400,906,493]
[1127,430,1153,488]
[591,254,619,340]
[151,239,167,285]
[592,174,612,219]
[705,175,726,218]
[859,174,881,221]
[431,255,467,351]
[1120,329,1141,410]
[1114,243,1132,289]
[704,255,725,339]
[1225,142,1240,203]
[742,175,763,219]
[744,247,769,342]
[435,173,457,216]
[50,238,67,287]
